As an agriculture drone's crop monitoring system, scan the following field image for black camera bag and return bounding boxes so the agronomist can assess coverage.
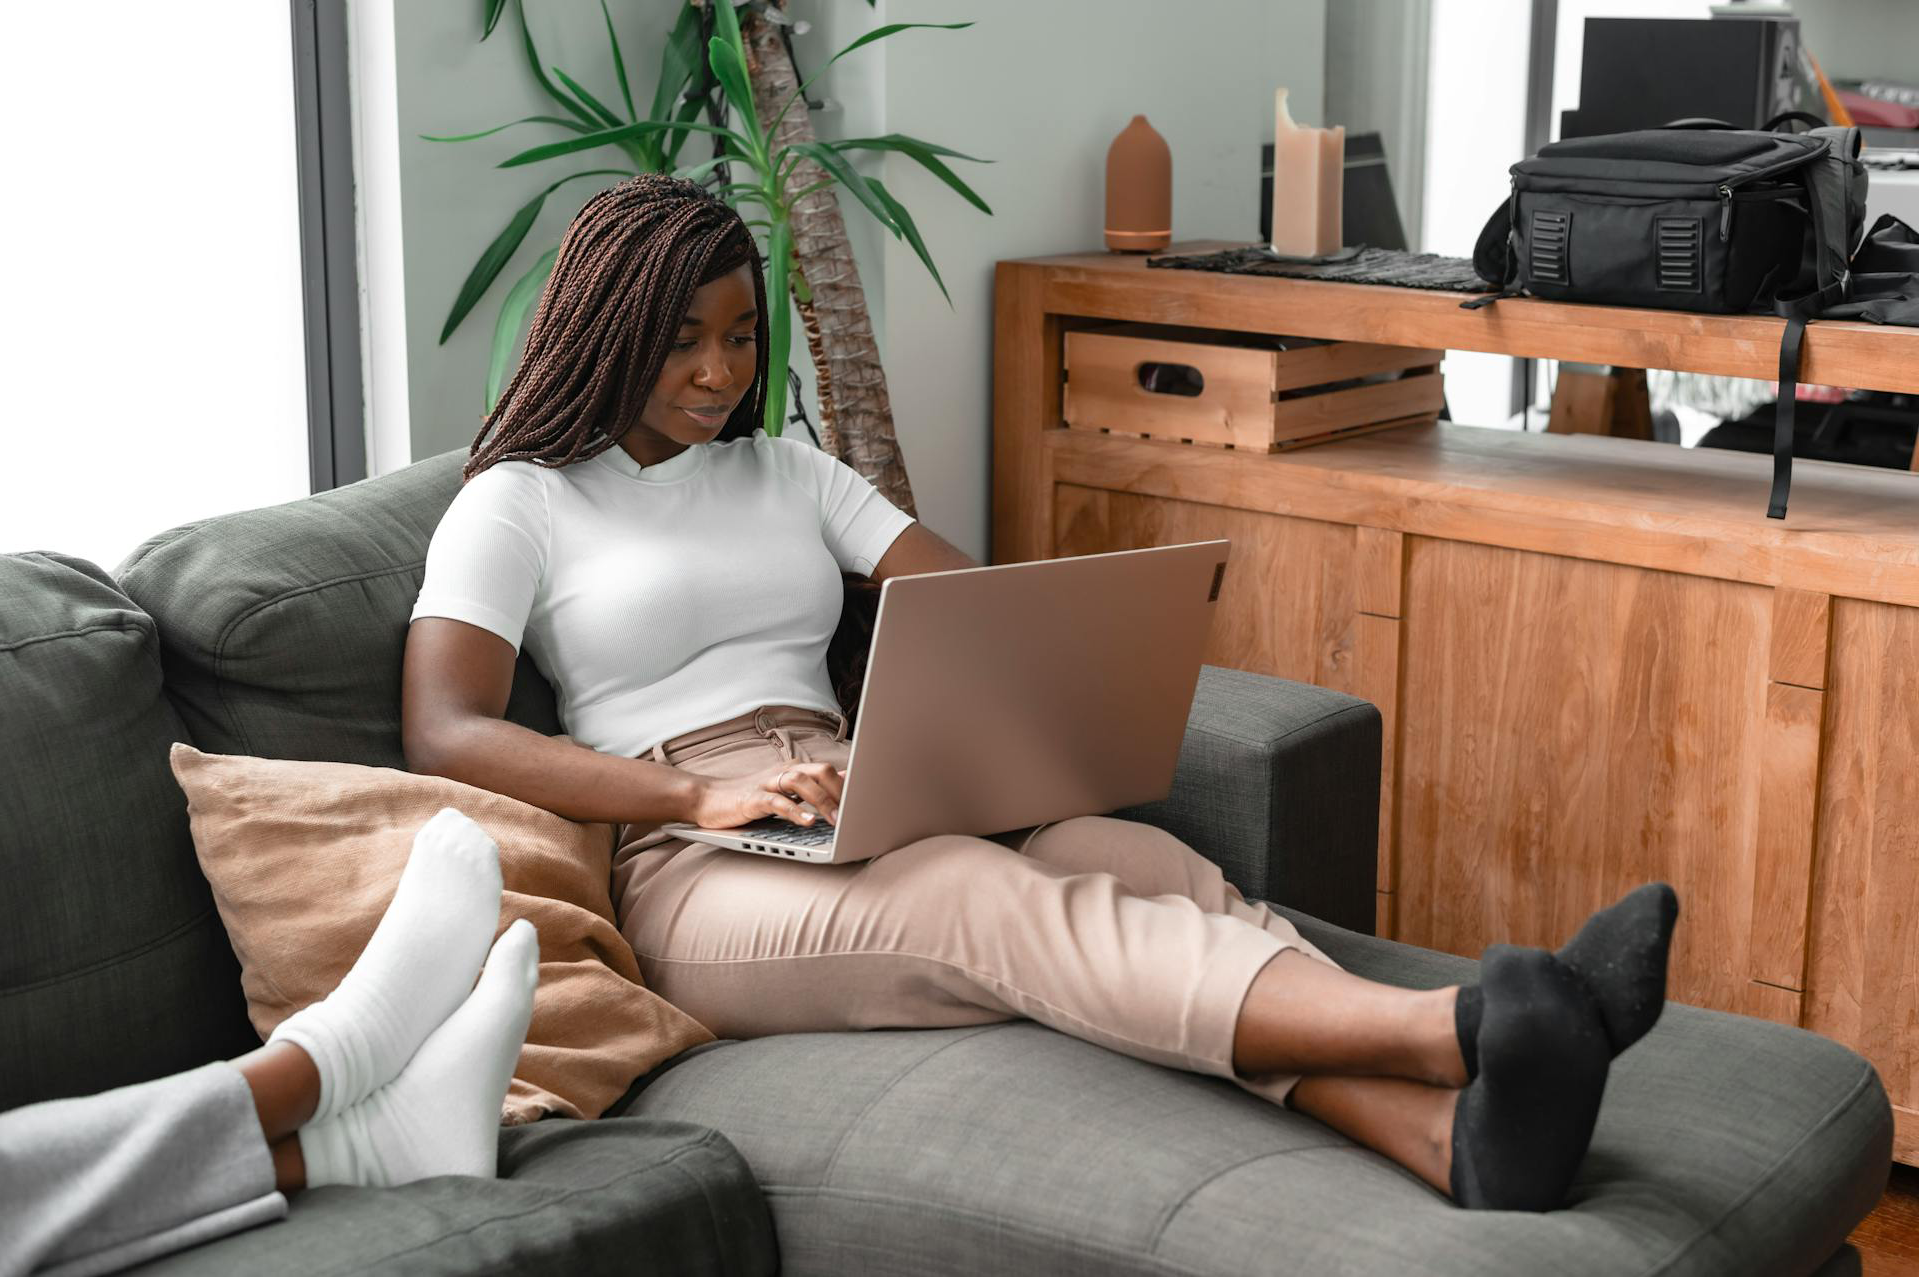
[1470,115,1871,519]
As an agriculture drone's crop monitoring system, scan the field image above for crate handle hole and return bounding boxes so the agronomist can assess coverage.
[1136,362,1204,398]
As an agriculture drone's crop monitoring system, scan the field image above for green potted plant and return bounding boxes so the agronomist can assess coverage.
[428,0,990,515]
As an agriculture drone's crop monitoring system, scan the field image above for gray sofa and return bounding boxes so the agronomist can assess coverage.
[1,448,1891,1276]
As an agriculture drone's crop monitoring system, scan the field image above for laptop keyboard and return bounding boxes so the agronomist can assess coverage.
[734,816,838,847]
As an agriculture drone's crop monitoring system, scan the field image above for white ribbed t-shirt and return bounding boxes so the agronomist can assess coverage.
[408,427,916,759]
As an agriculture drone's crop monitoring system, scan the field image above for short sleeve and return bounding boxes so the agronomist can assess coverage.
[760,430,916,577]
[408,461,549,652]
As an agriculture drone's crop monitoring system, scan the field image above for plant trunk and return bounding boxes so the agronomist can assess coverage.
[740,5,917,518]
[792,292,834,448]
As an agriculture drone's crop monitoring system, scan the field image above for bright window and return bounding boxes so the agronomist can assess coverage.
[1,4,310,573]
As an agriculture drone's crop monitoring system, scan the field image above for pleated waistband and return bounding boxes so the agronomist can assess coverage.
[647,704,847,765]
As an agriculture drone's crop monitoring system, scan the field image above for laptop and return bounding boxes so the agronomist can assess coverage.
[655,539,1230,864]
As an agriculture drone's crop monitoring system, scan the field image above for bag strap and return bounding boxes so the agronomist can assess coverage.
[1768,311,1809,520]
[1764,110,1830,133]
[1766,278,1848,521]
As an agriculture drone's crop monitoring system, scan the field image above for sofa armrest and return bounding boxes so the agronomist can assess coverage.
[1110,664,1380,936]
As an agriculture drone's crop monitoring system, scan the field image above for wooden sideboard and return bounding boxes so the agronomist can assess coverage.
[992,243,1919,1160]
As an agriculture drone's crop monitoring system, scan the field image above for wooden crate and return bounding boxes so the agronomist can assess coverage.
[1062,325,1444,452]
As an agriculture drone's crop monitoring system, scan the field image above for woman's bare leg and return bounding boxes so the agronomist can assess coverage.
[1287,1075,1459,1195]
[1232,950,1467,1086]
[233,1042,319,1193]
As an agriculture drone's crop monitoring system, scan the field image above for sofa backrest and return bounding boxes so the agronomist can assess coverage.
[1,552,258,1107]
[117,448,562,768]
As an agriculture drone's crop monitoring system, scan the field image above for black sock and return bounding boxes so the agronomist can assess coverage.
[1454,881,1677,1079]
[1454,984,1483,1083]
[1555,882,1679,1056]
[1449,945,1610,1212]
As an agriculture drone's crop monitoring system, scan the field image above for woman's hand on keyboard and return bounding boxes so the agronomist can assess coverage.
[686,761,845,830]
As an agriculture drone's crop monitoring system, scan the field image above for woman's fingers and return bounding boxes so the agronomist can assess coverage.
[801,763,845,820]
[802,763,846,809]
[765,763,844,823]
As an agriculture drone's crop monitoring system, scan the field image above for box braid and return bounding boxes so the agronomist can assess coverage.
[463,173,770,482]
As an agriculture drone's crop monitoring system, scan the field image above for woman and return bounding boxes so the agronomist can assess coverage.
[401,173,1679,1213]
[3,810,537,1276]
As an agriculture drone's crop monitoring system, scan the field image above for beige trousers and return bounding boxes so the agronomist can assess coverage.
[612,704,1343,1105]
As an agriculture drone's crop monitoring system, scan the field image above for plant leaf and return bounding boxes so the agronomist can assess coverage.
[440,168,631,344]
[662,92,707,167]
[869,176,949,305]
[599,0,636,122]
[551,67,626,129]
[419,114,594,144]
[827,135,992,215]
[709,0,747,69]
[487,245,559,413]
[483,0,508,40]
[516,0,598,129]
[762,218,793,437]
[770,22,971,137]
[707,36,764,159]
[828,133,989,164]
[550,65,655,167]
[785,141,899,236]
[648,2,704,123]
[673,154,731,184]
[499,118,753,169]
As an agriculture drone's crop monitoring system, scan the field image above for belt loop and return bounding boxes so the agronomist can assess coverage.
[834,711,848,742]
[651,741,670,765]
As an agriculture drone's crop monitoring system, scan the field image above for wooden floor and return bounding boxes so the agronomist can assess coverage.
[1856,1165,1919,1275]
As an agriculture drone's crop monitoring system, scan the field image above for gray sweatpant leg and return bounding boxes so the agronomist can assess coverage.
[0,1061,287,1277]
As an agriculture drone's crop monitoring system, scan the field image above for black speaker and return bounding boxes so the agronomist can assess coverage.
[1559,16,1802,138]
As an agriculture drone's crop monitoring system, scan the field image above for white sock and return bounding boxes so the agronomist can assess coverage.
[270,807,503,1121]
[299,920,539,1188]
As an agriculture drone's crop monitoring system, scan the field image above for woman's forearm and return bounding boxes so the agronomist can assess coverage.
[409,716,702,828]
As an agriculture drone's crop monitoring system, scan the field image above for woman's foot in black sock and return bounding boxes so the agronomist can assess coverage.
[1449,945,1610,1212]
[1555,882,1679,1056]
[1452,882,1679,1082]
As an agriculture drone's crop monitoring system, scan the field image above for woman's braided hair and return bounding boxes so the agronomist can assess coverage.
[463,173,768,482]
[461,172,882,728]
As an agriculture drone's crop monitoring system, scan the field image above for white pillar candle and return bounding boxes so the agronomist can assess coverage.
[1270,87,1345,258]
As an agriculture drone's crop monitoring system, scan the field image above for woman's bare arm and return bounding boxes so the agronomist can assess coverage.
[871,522,978,582]
[401,617,701,827]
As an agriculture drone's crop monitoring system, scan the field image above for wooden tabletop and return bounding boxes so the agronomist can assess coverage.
[1004,241,1919,395]
[1046,422,1919,607]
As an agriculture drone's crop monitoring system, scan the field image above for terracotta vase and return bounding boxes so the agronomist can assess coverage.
[1105,115,1171,253]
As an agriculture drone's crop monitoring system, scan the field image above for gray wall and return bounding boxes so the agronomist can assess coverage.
[1791,0,1919,84]
[793,0,1327,560]
[392,0,686,466]
[390,1,1326,561]
[1324,0,1429,249]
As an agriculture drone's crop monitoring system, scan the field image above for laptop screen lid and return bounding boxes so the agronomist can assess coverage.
[829,539,1230,863]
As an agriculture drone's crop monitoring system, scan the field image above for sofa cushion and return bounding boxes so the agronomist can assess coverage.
[125,1116,776,1276]
[0,552,258,1107]
[169,742,716,1126]
[114,450,559,769]
[616,906,1890,1277]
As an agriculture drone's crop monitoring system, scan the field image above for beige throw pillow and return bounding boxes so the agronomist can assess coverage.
[169,742,716,1125]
